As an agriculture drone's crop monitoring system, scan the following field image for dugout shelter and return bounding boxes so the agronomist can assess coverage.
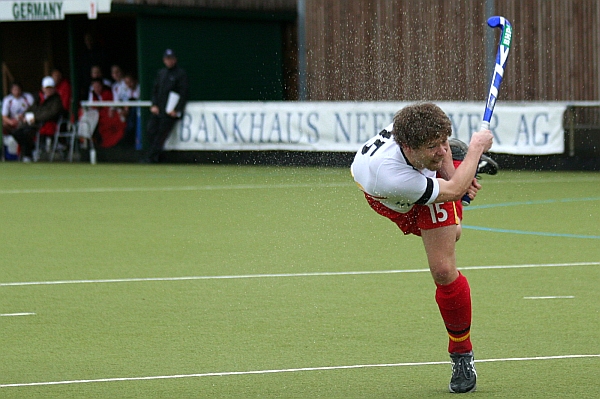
[0,0,297,111]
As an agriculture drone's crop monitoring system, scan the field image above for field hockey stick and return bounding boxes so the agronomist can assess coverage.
[462,16,513,205]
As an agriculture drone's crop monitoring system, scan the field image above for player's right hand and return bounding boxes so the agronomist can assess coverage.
[470,129,494,153]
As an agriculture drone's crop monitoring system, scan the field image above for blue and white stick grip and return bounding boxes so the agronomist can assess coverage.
[461,191,472,206]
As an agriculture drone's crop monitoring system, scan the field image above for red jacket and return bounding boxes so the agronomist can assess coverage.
[90,87,125,148]
[55,79,72,113]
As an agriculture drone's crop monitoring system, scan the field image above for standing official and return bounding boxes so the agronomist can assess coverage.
[142,48,189,163]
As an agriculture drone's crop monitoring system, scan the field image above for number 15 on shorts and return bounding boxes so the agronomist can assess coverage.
[428,203,449,223]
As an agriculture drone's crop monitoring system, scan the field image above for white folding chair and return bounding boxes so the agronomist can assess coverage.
[76,109,99,164]
[34,117,64,162]
[50,116,76,162]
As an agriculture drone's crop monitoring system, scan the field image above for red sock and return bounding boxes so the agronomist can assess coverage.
[435,271,473,353]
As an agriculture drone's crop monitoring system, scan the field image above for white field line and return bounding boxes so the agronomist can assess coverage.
[0,313,36,317]
[484,176,600,184]
[0,262,598,288]
[0,182,350,195]
[1,354,598,388]
[1,175,599,195]
[524,296,575,300]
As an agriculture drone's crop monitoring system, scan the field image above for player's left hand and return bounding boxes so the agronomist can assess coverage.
[465,177,482,200]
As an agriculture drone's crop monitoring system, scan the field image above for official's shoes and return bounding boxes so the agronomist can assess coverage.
[449,351,477,394]
[449,138,499,175]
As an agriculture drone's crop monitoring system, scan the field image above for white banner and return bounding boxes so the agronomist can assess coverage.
[0,0,111,21]
[165,101,567,155]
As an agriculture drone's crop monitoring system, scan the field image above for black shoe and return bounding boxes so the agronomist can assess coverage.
[478,154,499,175]
[449,138,499,175]
[449,351,477,393]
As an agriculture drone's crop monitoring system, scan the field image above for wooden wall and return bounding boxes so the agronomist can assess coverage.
[303,0,600,102]
[496,0,600,101]
[113,0,600,102]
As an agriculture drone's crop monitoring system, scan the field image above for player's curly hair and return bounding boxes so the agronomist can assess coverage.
[392,103,452,149]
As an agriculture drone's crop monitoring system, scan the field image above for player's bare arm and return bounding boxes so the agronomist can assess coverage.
[436,140,455,181]
[435,130,493,203]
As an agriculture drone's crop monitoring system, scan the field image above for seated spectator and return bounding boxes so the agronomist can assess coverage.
[110,65,129,102]
[51,68,72,117]
[2,82,34,136]
[123,73,140,100]
[89,77,112,102]
[87,77,125,148]
[88,65,112,101]
[121,73,141,145]
[11,76,64,162]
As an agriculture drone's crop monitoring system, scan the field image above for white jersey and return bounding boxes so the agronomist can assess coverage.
[2,93,34,118]
[351,124,440,213]
[112,80,130,102]
[123,84,140,101]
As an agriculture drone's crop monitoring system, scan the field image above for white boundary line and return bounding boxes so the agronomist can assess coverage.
[1,354,598,388]
[0,175,599,196]
[0,182,350,195]
[0,312,36,317]
[1,262,598,288]
[524,296,575,300]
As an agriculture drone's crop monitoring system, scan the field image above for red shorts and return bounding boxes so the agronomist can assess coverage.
[364,193,462,236]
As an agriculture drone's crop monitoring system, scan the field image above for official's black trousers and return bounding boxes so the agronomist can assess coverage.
[144,114,177,163]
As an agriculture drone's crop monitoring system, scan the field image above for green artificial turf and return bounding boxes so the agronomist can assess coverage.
[1,163,599,398]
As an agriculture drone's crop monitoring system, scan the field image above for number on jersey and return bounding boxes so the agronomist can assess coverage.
[361,129,392,157]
